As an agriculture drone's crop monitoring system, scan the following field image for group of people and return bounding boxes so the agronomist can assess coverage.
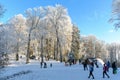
[40,62,52,68]
[65,58,77,66]
[82,59,117,79]
[102,61,117,78]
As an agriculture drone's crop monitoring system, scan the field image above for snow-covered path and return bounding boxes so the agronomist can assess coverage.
[0,60,119,80]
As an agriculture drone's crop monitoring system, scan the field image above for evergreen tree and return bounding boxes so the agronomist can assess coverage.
[71,25,80,60]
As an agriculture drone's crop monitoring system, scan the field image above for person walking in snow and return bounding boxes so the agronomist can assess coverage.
[106,61,110,72]
[112,61,117,74]
[103,63,110,78]
[88,62,94,79]
[40,62,43,68]
[82,62,87,71]
[82,59,88,71]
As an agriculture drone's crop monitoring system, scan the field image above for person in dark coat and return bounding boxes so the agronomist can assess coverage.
[44,62,47,68]
[40,62,43,68]
[88,62,94,79]
[79,59,81,64]
[112,61,117,74]
[50,63,52,67]
[83,59,88,71]
[103,63,110,78]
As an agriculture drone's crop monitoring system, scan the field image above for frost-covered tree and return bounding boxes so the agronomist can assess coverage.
[109,0,120,66]
[0,4,6,54]
[83,35,96,57]
[0,5,74,63]
[34,17,49,62]
[25,7,46,63]
[96,41,108,61]
[71,25,80,60]
[107,43,120,62]
[8,14,26,61]
[0,4,7,66]
[80,35,108,60]
[0,25,6,54]
[1,24,16,54]
[46,5,73,62]
[0,24,16,66]
[109,0,120,29]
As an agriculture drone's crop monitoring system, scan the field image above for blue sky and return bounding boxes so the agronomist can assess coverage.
[0,0,120,43]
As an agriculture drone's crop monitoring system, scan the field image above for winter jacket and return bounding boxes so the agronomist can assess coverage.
[89,65,94,72]
[103,65,108,71]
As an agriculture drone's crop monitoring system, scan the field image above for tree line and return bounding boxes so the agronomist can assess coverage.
[0,1,120,67]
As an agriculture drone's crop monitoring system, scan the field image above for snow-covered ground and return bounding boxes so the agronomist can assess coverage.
[0,58,120,80]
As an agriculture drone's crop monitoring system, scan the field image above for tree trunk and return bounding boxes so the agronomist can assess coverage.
[41,35,44,63]
[46,39,49,61]
[56,38,59,60]
[59,42,62,62]
[16,42,19,61]
[54,41,56,60]
[56,29,60,61]
[26,30,31,64]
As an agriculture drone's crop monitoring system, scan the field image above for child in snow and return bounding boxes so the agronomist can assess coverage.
[103,63,110,78]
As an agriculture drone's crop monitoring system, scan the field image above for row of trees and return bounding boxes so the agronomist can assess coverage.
[80,35,120,64]
[0,1,120,66]
[0,5,81,64]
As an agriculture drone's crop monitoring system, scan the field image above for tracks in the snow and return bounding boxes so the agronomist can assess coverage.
[0,70,32,80]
